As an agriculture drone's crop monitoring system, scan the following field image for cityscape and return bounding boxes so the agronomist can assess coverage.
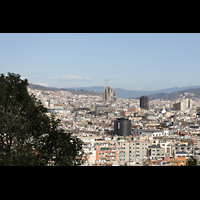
[28,81,200,166]
[2,33,200,166]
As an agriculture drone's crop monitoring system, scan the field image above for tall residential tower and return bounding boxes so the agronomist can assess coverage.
[140,96,149,110]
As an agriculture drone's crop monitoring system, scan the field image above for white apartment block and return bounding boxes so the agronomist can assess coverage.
[117,139,150,166]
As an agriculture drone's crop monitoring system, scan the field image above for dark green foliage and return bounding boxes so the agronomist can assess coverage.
[0,72,84,166]
[186,157,198,166]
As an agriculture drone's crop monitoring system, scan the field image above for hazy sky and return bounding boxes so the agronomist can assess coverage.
[1,33,200,91]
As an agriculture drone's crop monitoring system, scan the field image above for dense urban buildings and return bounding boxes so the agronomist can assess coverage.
[27,84,200,166]
[173,99,193,111]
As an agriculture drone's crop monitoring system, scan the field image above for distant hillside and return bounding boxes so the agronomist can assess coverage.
[64,86,105,93]
[148,88,200,100]
[28,83,102,96]
[65,85,200,99]
[29,83,58,91]
[28,83,200,100]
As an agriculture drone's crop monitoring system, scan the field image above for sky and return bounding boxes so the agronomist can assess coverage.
[1,33,200,91]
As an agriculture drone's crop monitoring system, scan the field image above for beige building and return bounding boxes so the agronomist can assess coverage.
[173,99,193,112]
[117,138,150,166]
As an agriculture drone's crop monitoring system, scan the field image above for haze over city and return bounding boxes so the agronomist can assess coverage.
[1,33,200,90]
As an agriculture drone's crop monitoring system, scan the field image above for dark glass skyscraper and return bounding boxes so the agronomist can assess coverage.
[140,96,149,110]
[114,118,131,136]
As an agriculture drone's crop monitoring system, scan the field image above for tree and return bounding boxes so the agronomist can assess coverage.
[0,72,84,166]
[186,157,197,166]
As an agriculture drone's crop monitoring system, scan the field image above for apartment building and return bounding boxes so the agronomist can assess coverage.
[95,144,117,165]
[194,139,200,148]
[131,128,171,137]
[117,139,150,166]
[147,145,165,160]
[153,138,173,157]
[173,99,193,112]
[76,135,100,166]
[172,143,194,159]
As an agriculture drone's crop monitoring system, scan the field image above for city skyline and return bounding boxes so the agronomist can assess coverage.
[1,33,200,90]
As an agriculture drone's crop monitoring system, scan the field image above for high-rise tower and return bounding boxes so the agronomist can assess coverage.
[114,118,131,136]
[140,96,149,110]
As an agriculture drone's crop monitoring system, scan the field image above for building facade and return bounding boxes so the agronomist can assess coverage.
[103,86,117,103]
[95,144,117,165]
[173,99,193,112]
[147,145,165,160]
[114,118,131,136]
[95,104,111,115]
[117,139,150,166]
[140,96,149,110]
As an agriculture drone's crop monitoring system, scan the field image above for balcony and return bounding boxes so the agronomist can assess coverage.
[107,153,116,156]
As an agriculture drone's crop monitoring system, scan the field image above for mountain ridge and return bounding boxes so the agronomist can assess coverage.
[147,88,200,100]
[28,83,102,96]
[64,85,200,99]
[28,83,200,99]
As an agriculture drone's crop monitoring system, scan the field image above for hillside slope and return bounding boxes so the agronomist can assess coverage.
[147,88,200,100]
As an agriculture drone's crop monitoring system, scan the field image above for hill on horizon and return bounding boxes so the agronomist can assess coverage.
[28,83,102,96]
[28,83,200,100]
[147,88,200,100]
[64,85,200,99]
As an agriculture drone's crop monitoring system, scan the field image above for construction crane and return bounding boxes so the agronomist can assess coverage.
[104,79,114,86]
